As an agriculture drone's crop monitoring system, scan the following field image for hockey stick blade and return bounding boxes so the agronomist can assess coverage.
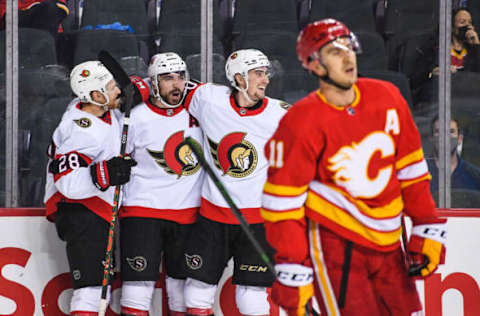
[185,137,276,276]
[98,50,131,89]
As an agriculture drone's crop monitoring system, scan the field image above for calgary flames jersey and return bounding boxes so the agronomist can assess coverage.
[44,99,122,222]
[185,83,290,224]
[120,97,204,224]
[261,78,438,255]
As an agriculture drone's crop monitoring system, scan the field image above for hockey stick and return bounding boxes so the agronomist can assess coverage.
[97,50,136,316]
[185,137,320,316]
[185,137,276,275]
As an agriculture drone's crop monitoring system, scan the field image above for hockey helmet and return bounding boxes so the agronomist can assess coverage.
[148,52,189,108]
[70,60,114,106]
[296,19,361,68]
[225,49,271,91]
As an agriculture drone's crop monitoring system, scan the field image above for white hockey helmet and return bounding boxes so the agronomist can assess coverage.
[148,52,189,108]
[70,60,114,107]
[225,49,271,92]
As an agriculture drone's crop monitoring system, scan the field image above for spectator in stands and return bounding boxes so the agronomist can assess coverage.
[0,0,69,37]
[426,115,480,193]
[411,8,480,103]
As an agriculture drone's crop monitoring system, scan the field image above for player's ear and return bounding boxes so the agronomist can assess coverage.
[234,73,246,89]
[307,59,326,77]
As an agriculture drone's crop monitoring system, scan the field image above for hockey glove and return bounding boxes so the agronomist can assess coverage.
[90,156,137,191]
[407,218,447,277]
[272,263,314,316]
[119,76,150,112]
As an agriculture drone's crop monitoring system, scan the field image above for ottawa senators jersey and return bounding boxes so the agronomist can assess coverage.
[185,83,290,224]
[44,98,122,223]
[261,78,439,254]
[120,98,204,224]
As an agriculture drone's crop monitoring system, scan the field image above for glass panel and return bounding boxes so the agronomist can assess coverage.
[17,0,181,206]
[0,17,4,206]
[448,2,480,208]
[227,0,313,104]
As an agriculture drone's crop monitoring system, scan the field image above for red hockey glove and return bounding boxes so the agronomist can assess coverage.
[130,75,150,103]
[90,156,137,191]
[272,263,314,316]
[119,76,149,112]
[407,218,447,277]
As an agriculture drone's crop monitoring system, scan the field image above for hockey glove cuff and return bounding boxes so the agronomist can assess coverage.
[407,218,447,277]
[272,263,314,316]
[90,156,137,191]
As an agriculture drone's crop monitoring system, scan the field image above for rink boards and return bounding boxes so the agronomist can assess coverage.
[0,208,478,316]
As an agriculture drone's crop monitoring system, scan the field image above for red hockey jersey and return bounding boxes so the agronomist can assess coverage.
[261,78,438,262]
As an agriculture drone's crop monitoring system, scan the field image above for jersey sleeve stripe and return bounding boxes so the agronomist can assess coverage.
[399,173,432,189]
[396,159,429,180]
[261,207,305,222]
[262,192,308,211]
[264,181,309,196]
[395,148,424,170]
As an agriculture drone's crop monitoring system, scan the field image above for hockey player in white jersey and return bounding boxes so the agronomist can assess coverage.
[182,49,290,316]
[118,52,204,316]
[43,60,138,316]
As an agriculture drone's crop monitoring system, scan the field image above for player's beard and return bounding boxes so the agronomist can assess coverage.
[165,88,183,105]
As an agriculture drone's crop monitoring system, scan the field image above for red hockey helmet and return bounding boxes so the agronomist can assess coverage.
[296,19,360,68]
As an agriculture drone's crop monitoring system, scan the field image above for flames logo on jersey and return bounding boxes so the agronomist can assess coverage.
[208,132,258,178]
[328,132,395,199]
[147,131,200,178]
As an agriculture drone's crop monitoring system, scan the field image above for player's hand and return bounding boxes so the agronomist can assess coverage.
[407,218,447,277]
[272,263,314,316]
[90,156,137,191]
[465,26,480,45]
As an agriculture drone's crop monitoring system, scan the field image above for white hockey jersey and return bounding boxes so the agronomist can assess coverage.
[120,99,204,224]
[185,83,290,224]
[44,99,122,222]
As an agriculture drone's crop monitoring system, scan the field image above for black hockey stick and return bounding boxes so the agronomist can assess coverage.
[185,137,276,275]
[97,50,136,316]
[185,137,320,316]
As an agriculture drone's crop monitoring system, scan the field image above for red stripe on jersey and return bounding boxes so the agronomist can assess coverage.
[121,306,149,315]
[199,197,263,224]
[183,83,205,111]
[120,206,198,224]
[45,192,114,223]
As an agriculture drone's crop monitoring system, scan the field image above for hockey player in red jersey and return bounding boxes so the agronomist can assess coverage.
[118,52,204,316]
[182,49,291,316]
[43,60,138,315]
[261,19,447,316]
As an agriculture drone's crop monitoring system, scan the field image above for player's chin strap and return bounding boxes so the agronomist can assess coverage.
[316,58,352,91]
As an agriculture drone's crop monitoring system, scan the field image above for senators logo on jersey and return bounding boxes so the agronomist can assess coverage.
[147,131,200,178]
[208,132,258,178]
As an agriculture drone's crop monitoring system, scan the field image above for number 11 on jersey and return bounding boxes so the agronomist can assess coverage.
[268,139,284,168]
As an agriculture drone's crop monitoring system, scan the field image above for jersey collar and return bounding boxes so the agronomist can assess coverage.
[146,99,184,117]
[229,93,269,117]
[316,84,360,111]
[76,102,112,124]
